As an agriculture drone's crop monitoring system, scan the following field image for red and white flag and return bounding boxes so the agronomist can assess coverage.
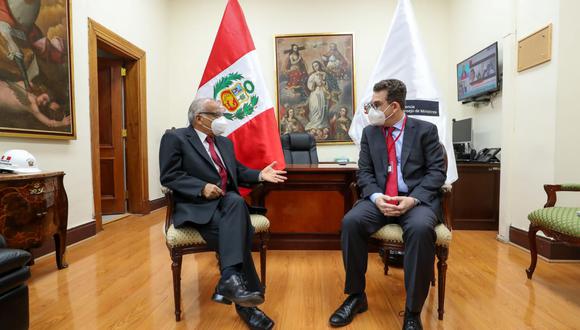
[196,0,286,182]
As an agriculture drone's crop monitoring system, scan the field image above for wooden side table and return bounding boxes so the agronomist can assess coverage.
[0,171,69,269]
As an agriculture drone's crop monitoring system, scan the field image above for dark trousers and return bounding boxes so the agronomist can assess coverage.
[193,192,262,293]
[341,199,437,313]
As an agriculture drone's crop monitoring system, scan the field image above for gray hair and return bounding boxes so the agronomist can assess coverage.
[188,98,213,124]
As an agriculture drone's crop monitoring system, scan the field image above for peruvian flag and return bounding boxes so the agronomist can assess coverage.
[196,0,286,182]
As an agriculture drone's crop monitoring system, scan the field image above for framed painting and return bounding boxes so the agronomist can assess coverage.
[0,0,76,139]
[275,33,355,144]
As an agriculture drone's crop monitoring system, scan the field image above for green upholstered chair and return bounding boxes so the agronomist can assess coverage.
[371,143,453,321]
[526,184,580,279]
[162,187,271,321]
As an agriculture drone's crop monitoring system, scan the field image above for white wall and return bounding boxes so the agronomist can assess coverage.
[0,0,170,228]
[447,0,514,151]
[448,0,580,238]
[501,0,560,235]
[166,0,451,162]
[554,0,580,207]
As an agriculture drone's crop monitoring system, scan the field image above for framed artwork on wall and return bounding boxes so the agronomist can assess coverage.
[275,33,355,144]
[0,0,76,139]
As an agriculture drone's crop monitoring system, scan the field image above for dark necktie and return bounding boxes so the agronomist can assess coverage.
[385,126,398,204]
[206,136,228,191]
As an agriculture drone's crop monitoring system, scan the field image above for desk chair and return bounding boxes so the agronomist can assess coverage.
[281,133,318,164]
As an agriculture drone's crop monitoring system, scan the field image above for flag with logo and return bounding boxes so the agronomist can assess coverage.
[196,0,286,187]
[348,0,457,183]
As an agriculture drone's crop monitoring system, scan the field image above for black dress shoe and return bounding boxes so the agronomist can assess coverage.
[329,293,368,327]
[402,310,423,330]
[236,305,275,330]
[212,274,264,307]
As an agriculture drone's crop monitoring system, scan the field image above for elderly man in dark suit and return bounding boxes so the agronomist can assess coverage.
[329,79,446,330]
[159,98,286,330]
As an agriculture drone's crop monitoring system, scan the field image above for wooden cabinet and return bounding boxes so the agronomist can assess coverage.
[451,163,500,230]
[0,172,69,268]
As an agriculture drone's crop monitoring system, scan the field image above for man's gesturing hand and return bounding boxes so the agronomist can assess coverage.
[260,161,287,183]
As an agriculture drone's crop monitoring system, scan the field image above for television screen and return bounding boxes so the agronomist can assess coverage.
[457,42,499,101]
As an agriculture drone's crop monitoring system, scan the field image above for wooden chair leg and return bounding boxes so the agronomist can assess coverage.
[526,224,540,279]
[431,264,436,287]
[171,250,183,321]
[381,247,390,275]
[437,247,448,320]
[259,232,269,291]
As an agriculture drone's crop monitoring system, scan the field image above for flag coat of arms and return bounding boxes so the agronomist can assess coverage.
[196,0,286,178]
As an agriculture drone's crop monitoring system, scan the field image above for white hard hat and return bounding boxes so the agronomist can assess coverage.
[0,150,41,173]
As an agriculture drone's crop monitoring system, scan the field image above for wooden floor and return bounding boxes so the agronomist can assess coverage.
[29,209,580,329]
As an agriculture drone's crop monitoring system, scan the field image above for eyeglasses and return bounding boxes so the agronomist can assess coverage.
[198,111,224,119]
[363,101,383,112]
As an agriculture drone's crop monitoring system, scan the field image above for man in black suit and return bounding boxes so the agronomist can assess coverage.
[159,98,286,330]
[329,79,446,330]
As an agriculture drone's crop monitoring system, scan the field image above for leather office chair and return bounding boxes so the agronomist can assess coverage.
[370,143,453,320]
[0,234,31,330]
[281,133,319,164]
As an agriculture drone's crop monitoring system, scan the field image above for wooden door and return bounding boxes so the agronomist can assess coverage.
[98,58,126,214]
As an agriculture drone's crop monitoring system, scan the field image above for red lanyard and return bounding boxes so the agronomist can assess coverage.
[382,115,407,151]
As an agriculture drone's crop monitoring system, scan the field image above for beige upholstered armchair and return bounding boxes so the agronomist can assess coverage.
[162,186,271,321]
[370,143,453,320]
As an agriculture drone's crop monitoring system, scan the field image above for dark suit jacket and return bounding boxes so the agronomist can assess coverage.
[159,127,260,227]
[357,117,446,220]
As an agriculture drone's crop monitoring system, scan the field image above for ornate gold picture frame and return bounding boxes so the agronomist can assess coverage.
[275,33,355,145]
[0,0,76,140]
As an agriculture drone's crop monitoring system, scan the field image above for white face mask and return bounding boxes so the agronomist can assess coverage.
[210,116,228,136]
[368,103,395,126]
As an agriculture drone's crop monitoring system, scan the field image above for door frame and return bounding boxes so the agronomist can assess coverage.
[88,19,149,231]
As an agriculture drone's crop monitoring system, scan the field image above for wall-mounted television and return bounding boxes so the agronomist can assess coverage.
[457,42,500,102]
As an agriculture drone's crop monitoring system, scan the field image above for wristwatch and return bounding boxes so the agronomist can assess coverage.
[413,198,420,206]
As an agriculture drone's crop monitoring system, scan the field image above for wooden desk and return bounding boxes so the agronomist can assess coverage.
[451,162,501,230]
[0,171,69,268]
[250,164,358,249]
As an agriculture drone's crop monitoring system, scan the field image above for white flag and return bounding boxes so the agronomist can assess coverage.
[349,0,457,184]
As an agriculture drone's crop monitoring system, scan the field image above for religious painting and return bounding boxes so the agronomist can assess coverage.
[275,33,355,144]
[0,0,76,139]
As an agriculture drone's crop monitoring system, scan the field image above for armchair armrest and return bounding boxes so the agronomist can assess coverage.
[543,184,580,207]
[440,184,453,229]
[248,205,267,215]
[162,187,174,233]
[0,248,31,275]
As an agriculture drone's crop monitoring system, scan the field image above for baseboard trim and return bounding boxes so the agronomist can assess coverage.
[509,226,580,261]
[149,197,167,211]
[31,221,97,259]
